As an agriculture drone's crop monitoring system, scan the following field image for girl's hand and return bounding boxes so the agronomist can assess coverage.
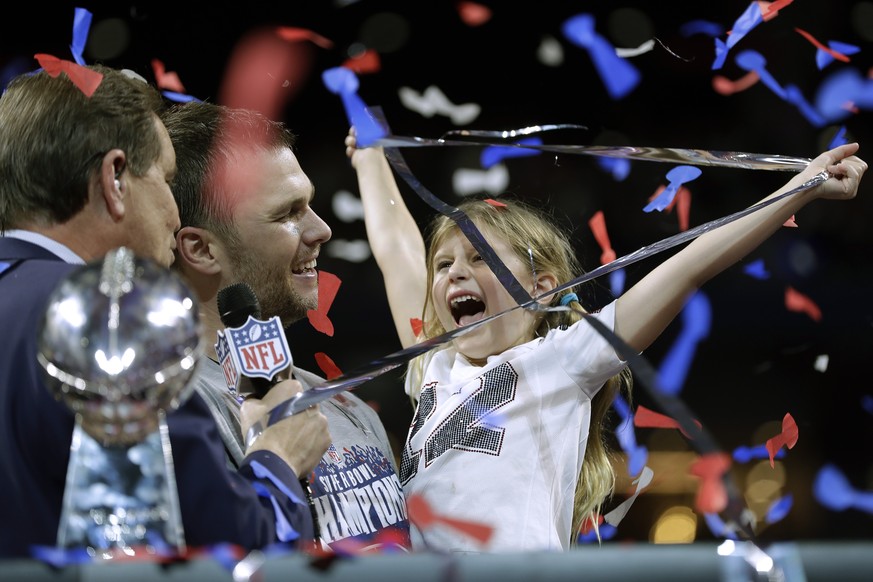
[345,125,385,170]
[799,142,867,201]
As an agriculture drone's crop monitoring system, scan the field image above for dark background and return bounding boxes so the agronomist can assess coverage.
[3,0,871,545]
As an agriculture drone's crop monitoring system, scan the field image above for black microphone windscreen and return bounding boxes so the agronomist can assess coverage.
[217,282,261,327]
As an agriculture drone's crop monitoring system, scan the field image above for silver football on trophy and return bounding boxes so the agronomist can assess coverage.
[37,247,202,446]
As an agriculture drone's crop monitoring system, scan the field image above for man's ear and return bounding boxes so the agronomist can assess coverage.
[98,149,127,221]
[176,226,222,276]
[534,271,558,304]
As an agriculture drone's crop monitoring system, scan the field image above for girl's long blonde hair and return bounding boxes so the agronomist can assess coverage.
[408,197,633,544]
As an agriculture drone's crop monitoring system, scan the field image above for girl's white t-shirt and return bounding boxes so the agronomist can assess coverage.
[401,301,625,552]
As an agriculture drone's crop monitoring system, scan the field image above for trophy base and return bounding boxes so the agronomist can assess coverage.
[56,412,186,558]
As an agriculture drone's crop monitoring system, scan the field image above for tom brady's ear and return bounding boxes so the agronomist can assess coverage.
[176,226,222,275]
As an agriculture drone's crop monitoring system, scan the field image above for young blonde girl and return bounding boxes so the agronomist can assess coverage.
[346,129,865,552]
[411,198,633,547]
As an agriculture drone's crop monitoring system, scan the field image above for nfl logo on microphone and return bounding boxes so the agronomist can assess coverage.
[215,315,292,392]
[215,331,239,393]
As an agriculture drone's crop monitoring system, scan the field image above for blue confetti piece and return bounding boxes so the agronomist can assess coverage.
[735,50,787,100]
[562,13,640,99]
[814,464,855,511]
[712,38,729,70]
[609,268,626,297]
[613,392,632,418]
[683,290,711,341]
[614,422,635,459]
[814,67,873,123]
[30,544,93,567]
[679,20,725,38]
[816,41,861,70]
[626,444,648,478]
[613,396,636,452]
[712,2,763,70]
[704,512,738,540]
[861,395,873,415]
[784,85,826,127]
[612,394,648,477]
[743,258,770,280]
[599,523,617,540]
[765,494,793,524]
[615,419,648,477]
[827,126,848,149]
[577,522,617,543]
[1,56,33,92]
[657,291,711,395]
[480,137,542,169]
[733,444,785,463]
[643,166,701,213]
[596,156,631,181]
[815,471,873,513]
[205,543,245,571]
[322,66,386,147]
[70,7,92,65]
[162,90,201,103]
[726,2,764,50]
[250,460,305,505]
[268,489,301,542]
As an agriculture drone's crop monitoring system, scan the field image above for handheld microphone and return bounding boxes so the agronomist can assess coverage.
[216,282,292,398]
[215,282,320,542]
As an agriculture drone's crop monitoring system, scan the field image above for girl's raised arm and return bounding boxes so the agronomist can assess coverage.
[614,143,866,354]
[346,127,428,349]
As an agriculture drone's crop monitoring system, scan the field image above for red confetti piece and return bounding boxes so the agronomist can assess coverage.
[407,494,494,545]
[151,58,186,92]
[372,528,409,549]
[765,413,799,468]
[794,28,851,63]
[650,184,692,231]
[588,210,616,264]
[275,26,334,49]
[758,0,794,21]
[219,27,317,120]
[783,214,798,227]
[675,187,691,231]
[578,513,604,535]
[342,49,381,74]
[314,352,342,380]
[645,167,700,214]
[34,53,103,97]
[307,270,342,336]
[712,71,760,95]
[484,198,507,208]
[633,404,701,440]
[410,317,424,337]
[785,286,822,321]
[309,528,409,557]
[457,2,492,27]
[301,539,338,560]
[689,453,731,513]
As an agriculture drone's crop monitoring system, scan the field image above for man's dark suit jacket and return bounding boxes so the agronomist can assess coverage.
[0,237,312,558]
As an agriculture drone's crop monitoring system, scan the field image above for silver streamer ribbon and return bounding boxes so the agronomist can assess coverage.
[374,124,813,171]
[272,170,828,414]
